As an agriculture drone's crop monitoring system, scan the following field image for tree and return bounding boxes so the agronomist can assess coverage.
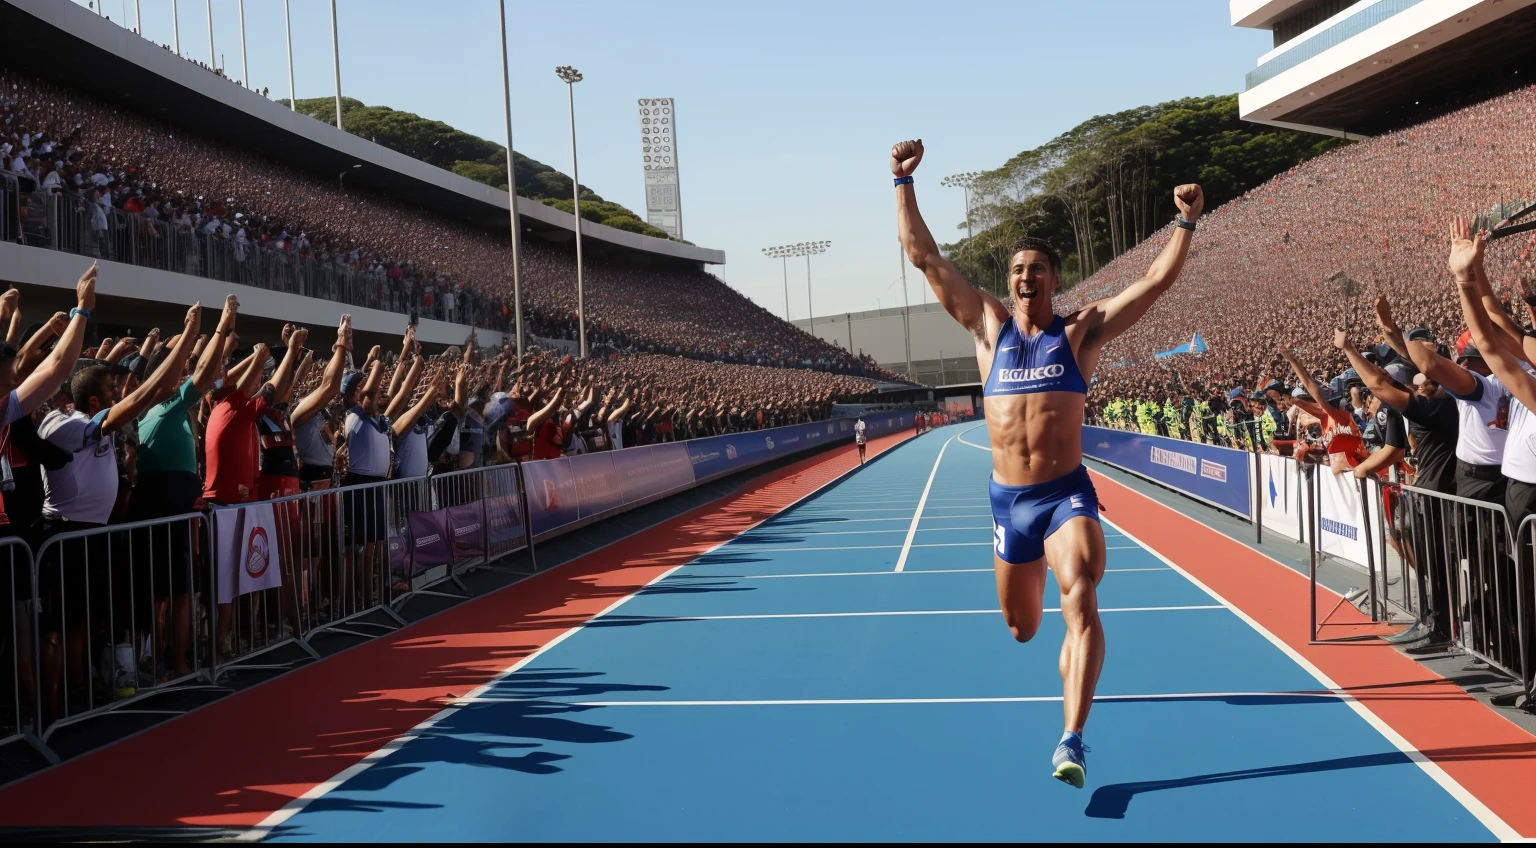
[281,96,669,239]
[945,94,1348,289]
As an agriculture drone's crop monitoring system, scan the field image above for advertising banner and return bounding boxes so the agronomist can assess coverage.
[1081,426,1252,518]
[1260,454,1305,543]
[214,503,282,604]
[522,457,580,537]
[613,443,696,504]
[485,494,525,548]
[447,501,487,563]
[1316,469,1384,568]
[408,509,454,577]
[569,452,623,519]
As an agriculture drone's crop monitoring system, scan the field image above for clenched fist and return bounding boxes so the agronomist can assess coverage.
[1174,184,1204,222]
[890,139,924,178]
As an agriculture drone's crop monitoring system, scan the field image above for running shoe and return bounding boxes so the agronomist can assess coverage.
[1052,739,1088,788]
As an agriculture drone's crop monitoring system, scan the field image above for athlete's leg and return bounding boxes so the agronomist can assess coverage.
[1043,515,1107,733]
[993,553,1048,643]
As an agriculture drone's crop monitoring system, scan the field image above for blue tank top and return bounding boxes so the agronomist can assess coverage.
[982,315,1089,398]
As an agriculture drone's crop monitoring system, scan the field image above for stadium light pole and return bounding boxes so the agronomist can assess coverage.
[556,65,586,358]
[330,0,343,131]
[941,171,981,239]
[172,0,180,54]
[205,0,214,71]
[498,0,526,358]
[134,0,141,33]
[888,277,912,377]
[760,246,792,321]
[283,0,295,111]
[238,0,247,88]
[802,240,829,336]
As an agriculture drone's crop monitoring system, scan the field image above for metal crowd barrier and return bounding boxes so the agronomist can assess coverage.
[20,190,496,331]
[31,513,224,744]
[1374,484,1524,685]
[0,536,50,765]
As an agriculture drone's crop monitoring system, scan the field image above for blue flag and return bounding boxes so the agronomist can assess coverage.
[1155,331,1207,359]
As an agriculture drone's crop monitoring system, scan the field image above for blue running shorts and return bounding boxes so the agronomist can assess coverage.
[988,464,1100,564]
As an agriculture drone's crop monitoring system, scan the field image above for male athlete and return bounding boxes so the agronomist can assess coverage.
[892,139,1202,787]
[854,415,868,463]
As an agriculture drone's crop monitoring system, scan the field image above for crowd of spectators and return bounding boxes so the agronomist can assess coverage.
[1063,80,1536,407]
[0,262,884,730]
[0,67,906,382]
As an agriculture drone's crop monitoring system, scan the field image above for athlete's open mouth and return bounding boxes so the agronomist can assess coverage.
[1017,286,1038,299]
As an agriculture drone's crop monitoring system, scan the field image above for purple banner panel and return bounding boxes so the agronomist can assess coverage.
[613,444,696,504]
[408,509,454,576]
[447,501,487,563]
[522,457,579,537]
[570,452,622,520]
[486,494,525,547]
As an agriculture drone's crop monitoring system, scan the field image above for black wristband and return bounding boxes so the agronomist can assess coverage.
[1175,218,1197,232]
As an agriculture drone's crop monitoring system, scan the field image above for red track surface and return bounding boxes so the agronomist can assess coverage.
[0,432,912,829]
[1091,469,1536,839]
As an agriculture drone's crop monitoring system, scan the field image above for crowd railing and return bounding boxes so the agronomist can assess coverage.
[0,410,915,777]
[1084,426,1535,702]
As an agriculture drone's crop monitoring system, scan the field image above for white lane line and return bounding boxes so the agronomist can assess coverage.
[894,425,984,573]
[239,439,874,841]
[666,566,1173,580]
[599,605,1223,622]
[1097,512,1520,842]
[559,691,1349,708]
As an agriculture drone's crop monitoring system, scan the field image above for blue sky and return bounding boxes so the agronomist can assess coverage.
[80,0,1269,318]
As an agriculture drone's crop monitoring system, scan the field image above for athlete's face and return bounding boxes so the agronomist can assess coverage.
[1009,250,1058,306]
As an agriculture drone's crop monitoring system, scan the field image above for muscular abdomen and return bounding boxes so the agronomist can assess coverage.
[984,392,1086,487]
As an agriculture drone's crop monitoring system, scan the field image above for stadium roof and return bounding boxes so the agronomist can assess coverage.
[0,0,725,266]
[1235,0,1536,136]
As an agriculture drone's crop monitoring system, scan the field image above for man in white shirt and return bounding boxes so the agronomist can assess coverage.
[853,416,868,465]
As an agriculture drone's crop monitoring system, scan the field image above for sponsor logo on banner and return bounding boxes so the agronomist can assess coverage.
[765,437,775,450]
[726,445,737,460]
[827,423,834,435]
[541,478,560,510]
[245,526,271,580]
[1200,459,1227,482]
[415,531,442,548]
[1321,517,1358,540]
[1149,446,1197,474]
[215,503,283,603]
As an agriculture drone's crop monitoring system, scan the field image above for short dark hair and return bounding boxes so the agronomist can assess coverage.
[71,364,111,411]
[1008,236,1062,275]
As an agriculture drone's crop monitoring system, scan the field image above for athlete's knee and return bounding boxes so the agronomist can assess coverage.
[1004,611,1042,643]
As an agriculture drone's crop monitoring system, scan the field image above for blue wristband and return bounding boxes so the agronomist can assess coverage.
[69,307,91,320]
[1175,218,1196,232]
[894,176,914,187]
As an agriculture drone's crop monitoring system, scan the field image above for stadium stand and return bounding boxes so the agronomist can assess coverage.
[0,67,903,380]
[1066,79,1536,412]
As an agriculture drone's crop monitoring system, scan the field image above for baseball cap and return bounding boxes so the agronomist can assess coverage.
[341,370,366,397]
[1406,327,1434,342]
[1384,361,1416,387]
[1261,380,1284,395]
[1291,386,1308,399]
[1457,340,1483,361]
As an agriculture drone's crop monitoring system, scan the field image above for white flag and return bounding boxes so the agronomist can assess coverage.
[216,503,283,603]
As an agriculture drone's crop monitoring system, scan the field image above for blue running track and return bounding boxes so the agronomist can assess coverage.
[265,424,1499,841]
